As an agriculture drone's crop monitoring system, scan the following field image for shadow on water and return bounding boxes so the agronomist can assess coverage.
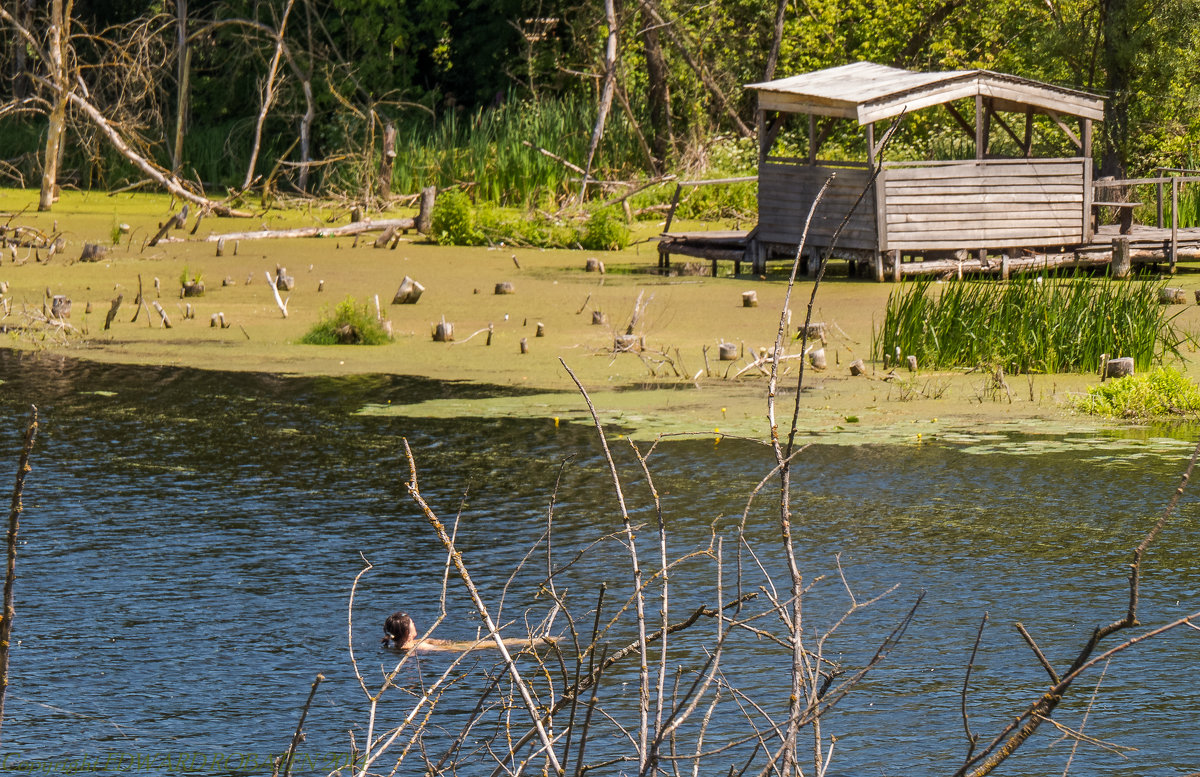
[0,348,1197,775]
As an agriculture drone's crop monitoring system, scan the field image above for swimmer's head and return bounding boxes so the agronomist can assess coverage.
[382,611,417,649]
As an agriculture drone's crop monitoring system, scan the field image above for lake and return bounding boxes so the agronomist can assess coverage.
[0,348,1196,776]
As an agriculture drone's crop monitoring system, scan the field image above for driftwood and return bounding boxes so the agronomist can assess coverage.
[373,225,398,248]
[148,205,189,248]
[205,218,416,243]
[265,271,289,317]
[150,300,171,328]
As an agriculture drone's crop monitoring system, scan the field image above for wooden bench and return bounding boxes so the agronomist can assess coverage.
[1092,201,1141,235]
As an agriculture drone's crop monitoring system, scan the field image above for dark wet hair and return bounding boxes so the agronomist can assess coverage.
[382,611,416,648]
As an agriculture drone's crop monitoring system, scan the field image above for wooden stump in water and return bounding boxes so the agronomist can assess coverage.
[718,342,738,361]
[222,276,235,287]
[216,237,226,257]
[79,243,108,262]
[416,186,436,234]
[51,295,71,319]
[104,295,122,330]
[585,257,605,273]
[906,355,919,372]
[614,334,641,352]
[1159,287,1187,305]
[535,322,545,337]
[182,281,204,298]
[797,322,826,341]
[433,320,454,342]
[742,290,758,308]
[849,359,866,376]
[1106,356,1135,379]
[591,311,608,326]
[809,348,827,370]
[520,337,529,354]
[392,276,425,304]
[1112,237,1131,279]
[150,300,171,328]
[275,267,295,291]
[495,282,515,295]
[318,280,325,292]
[373,226,398,248]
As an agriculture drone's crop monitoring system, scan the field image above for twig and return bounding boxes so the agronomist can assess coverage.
[0,406,37,746]
[274,673,325,777]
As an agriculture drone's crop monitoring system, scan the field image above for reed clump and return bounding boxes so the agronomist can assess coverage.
[299,296,391,345]
[876,272,1184,373]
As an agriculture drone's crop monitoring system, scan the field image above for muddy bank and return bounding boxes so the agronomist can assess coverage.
[3,188,1200,440]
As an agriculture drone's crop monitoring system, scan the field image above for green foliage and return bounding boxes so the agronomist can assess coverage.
[580,209,630,251]
[430,190,483,246]
[875,272,1184,374]
[179,266,202,286]
[299,297,392,346]
[1073,367,1200,418]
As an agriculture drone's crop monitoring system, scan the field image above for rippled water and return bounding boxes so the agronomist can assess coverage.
[0,349,1197,776]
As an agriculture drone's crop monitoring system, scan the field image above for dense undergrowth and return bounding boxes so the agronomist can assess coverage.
[875,272,1186,373]
[1073,367,1200,417]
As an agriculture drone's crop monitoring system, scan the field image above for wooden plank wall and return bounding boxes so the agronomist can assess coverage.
[883,159,1085,250]
[756,162,876,250]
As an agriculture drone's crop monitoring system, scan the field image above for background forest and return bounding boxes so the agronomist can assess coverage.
[1,0,1199,214]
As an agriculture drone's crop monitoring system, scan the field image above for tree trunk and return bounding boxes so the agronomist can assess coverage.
[582,0,619,200]
[641,10,672,168]
[242,0,296,190]
[377,122,396,200]
[39,0,73,212]
[171,0,189,174]
[1100,0,1131,178]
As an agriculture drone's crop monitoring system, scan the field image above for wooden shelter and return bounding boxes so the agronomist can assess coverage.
[743,62,1106,275]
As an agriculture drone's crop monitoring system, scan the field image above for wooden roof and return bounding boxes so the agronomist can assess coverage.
[747,62,1104,123]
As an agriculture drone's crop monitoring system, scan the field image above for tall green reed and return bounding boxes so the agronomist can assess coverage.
[875,271,1184,373]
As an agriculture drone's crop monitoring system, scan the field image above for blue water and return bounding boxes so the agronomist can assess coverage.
[0,349,1197,776]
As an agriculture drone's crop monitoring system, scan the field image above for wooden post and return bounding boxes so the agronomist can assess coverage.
[103,294,122,330]
[519,337,529,354]
[975,95,985,160]
[1157,177,1164,228]
[1171,177,1179,272]
[1000,253,1010,280]
[808,114,817,165]
[874,252,884,283]
[663,184,683,234]
[1022,108,1033,158]
[1112,237,1131,278]
[891,249,901,282]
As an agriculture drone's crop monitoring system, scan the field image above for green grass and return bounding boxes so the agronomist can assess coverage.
[1072,367,1200,418]
[875,272,1185,374]
[299,296,392,345]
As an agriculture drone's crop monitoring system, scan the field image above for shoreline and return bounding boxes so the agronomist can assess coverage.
[3,188,1200,443]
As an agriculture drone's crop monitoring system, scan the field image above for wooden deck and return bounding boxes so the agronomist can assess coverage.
[656,222,1200,280]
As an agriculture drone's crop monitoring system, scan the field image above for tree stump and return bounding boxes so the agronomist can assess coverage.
[495,282,515,295]
[216,237,226,257]
[520,337,529,354]
[182,281,204,297]
[416,186,436,234]
[742,290,758,308]
[1105,356,1135,379]
[809,348,827,370]
[433,320,454,342]
[1112,237,1131,279]
[392,276,425,304]
[849,359,866,376]
[614,334,641,352]
[591,311,608,326]
[585,257,605,273]
[222,276,235,287]
[535,322,545,337]
[1159,287,1187,304]
[798,322,826,341]
[718,342,738,361]
[50,295,71,319]
[906,355,919,372]
[79,243,108,262]
[275,267,295,291]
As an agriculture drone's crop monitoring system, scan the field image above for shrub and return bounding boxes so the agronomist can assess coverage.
[1072,367,1200,418]
[430,190,483,246]
[580,209,630,251]
[299,297,392,345]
